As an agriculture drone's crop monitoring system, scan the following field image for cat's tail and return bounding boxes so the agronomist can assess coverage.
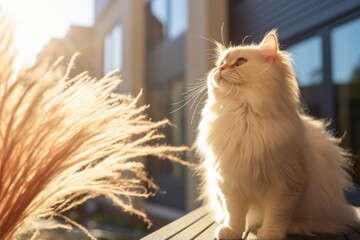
[295,116,359,234]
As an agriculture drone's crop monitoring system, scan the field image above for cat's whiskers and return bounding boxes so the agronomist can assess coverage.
[171,89,205,114]
[191,90,207,125]
[182,86,205,97]
[171,93,198,110]
[241,35,252,45]
[234,72,246,84]
[189,85,208,110]
[224,84,234,96]
[235,86,240,97]
[185,80,207,87]
[171,82,208,123]
[221,72,244,88]
[173,82,205,105]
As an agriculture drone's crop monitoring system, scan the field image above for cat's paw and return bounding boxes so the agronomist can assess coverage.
[257,227,286,240]
[247,223,261,234]
[215,224,243,240]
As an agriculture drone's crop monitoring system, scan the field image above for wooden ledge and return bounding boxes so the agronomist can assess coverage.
[141,206,360,240]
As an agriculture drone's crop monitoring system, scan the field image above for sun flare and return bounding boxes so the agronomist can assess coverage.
[0,0,93,68]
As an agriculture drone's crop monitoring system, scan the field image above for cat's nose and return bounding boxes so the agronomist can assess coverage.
[218,67,224,74]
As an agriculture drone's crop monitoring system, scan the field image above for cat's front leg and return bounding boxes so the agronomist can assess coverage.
[257,190,302,240]
[216,191,248,240]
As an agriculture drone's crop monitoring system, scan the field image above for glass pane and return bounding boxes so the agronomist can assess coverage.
[168,0,188,39]
[331,18,360,161]
[170,78,186,178]
[287,36,323,87]
[146,82,186,210]
[331,18,360,84]
[150,0,187,40]
[150,0,167,36]
[146,85,167,176]
[170,78,185,146]
[103,24,123,75]
[287,36,324,118]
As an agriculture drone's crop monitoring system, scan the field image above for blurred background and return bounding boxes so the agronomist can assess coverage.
[2,0,360,239]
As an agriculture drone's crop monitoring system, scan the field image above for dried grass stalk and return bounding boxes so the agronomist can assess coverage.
[0,21,190,240]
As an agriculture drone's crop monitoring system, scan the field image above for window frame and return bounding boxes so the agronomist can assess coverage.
[103,24,123,75]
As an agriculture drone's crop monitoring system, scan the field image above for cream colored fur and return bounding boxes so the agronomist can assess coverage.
[196,30,358,240]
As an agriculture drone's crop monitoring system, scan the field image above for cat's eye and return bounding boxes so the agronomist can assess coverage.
[235,57,247,66]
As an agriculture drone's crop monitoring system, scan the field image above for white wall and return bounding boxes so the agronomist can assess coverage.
[94,0,145,98]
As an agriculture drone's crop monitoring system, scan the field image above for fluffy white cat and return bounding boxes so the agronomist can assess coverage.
[196,30,359,240]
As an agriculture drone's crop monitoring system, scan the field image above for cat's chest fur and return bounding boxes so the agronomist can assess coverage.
[200,101,269,157]
[198,100,299,185]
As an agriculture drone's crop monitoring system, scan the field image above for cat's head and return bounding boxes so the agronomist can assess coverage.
[207,30,299,111]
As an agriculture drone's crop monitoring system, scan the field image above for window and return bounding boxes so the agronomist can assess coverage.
[331,17,360,156]
[331,18,360,84]
[168,0,187,39]
[287,36,323,87]
[146,78,186,180]
[146,77,186,211]
[170,78,186,178]
[287,36,323,117]
[150,0,188,40]
[103,24,123,75]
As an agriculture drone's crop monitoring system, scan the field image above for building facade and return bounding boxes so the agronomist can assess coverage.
[89,0,229,229]
[92,0,145,96]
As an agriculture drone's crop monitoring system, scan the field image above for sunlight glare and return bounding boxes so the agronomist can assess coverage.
[0,0,94,68]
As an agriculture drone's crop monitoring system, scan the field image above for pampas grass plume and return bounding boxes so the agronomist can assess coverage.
[0,20,190,240]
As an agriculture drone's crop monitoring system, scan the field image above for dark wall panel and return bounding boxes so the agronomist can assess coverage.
[147,34,185,85]
[229,0,360,43]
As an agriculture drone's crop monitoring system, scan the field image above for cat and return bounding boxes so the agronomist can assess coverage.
[196,29,359,240]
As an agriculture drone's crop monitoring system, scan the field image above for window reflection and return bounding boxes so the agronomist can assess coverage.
[331,18,360,84]
[287,36,323,117]
[170,78,186,178]
[331,18,360,158]
[150,0,187,40]
[146,78,186,179]
[287,36,323,87]
[146,77,186,210]
[150,0,167,33]
[103,24,123,75]
[168,0,187,39]
[146,0,188,213]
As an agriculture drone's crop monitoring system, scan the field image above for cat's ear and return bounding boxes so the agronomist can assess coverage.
[259,29,278,62]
